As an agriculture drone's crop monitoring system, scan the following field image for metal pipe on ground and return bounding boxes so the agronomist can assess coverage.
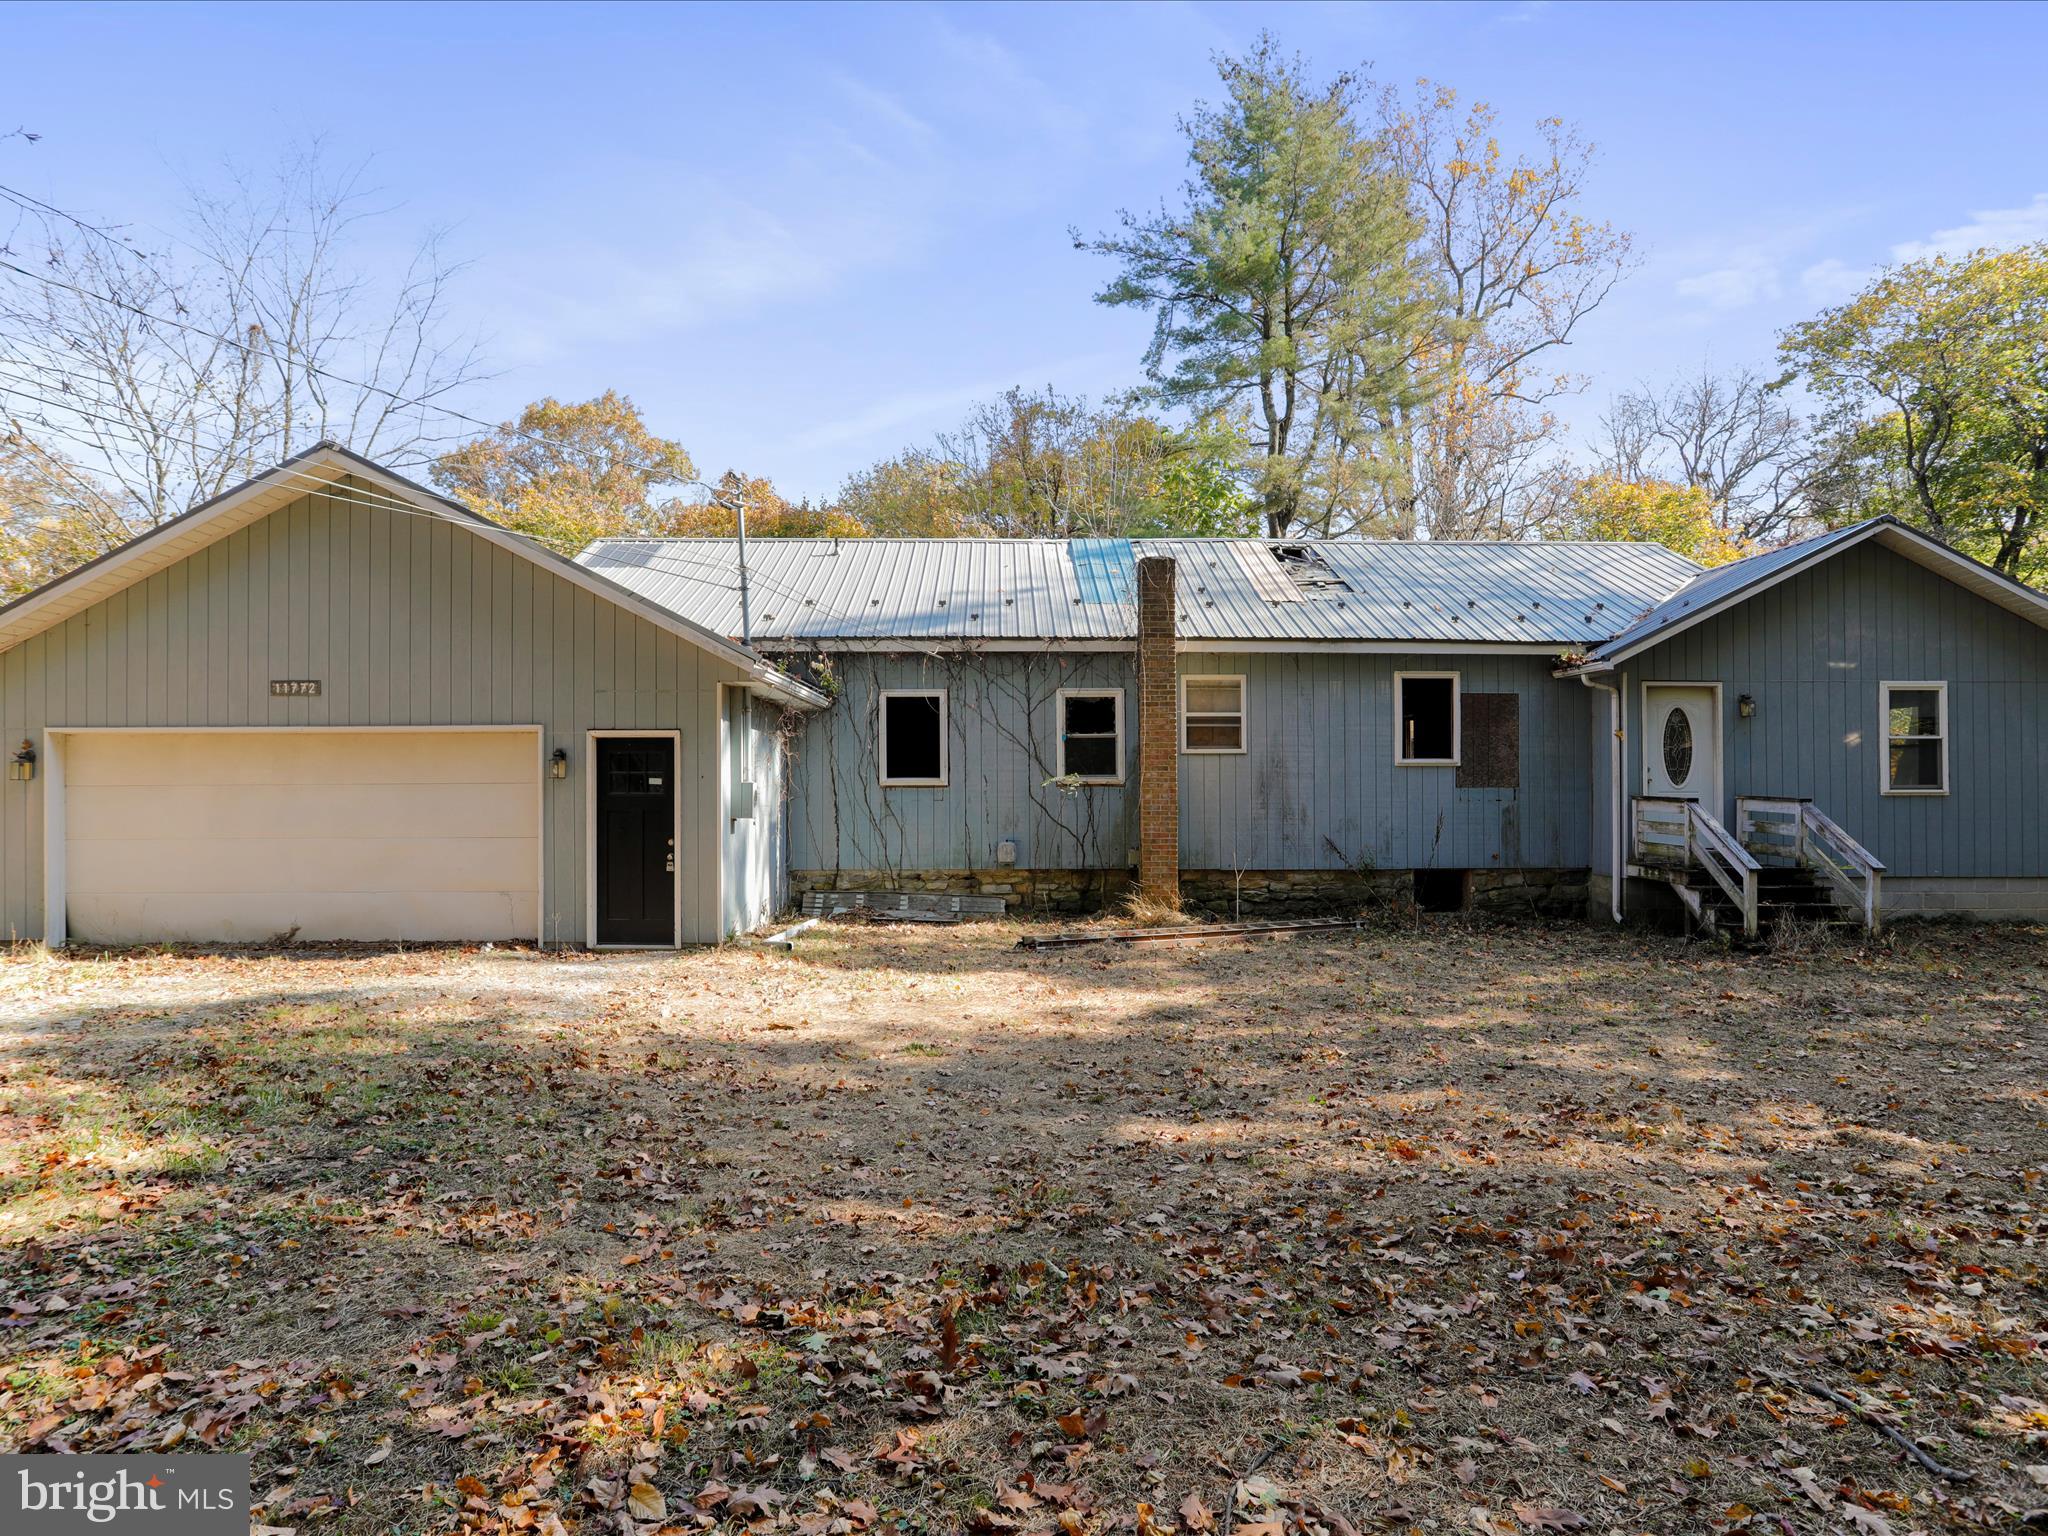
[753,917,821,952]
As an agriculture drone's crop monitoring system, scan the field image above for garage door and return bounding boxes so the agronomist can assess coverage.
[62,730,540,944]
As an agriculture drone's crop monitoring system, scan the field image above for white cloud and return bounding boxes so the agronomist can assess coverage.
[1674,247,1783,310]
[1798,256,1871,305]
[791,351,1130,454]
[1891,191,2048,261]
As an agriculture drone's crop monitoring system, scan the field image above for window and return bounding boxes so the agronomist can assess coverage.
[1881,681,1947,794]
[1056,689,1124,782]
[1394,671,1460,766]
[1181,674,1246,753]
[880,689,947,785]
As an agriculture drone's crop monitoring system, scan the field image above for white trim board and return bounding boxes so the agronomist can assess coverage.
[584,729,685,949]
[42,724,545,950]
[761,638,1576,656]
[1639,680,1725,819]
[1576,518,2048,673]
[1053,686,1127,784]
[1392,670,1462,767]
[1878,679,1950,797]
[1179,673,1247,755]
[877,688,949,787]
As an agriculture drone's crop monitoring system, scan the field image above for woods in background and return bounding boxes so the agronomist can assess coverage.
[6,43,2047,592]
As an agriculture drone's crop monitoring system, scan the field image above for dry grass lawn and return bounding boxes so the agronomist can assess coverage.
[0,916,2044,1536]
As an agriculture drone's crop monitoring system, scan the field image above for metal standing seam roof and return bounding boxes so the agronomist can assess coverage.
[575,536,1704,648]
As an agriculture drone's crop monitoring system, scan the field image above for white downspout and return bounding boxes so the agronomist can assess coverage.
[1579,673,1624,923]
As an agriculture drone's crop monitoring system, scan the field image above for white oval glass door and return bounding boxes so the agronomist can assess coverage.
[1642,685,1719,807]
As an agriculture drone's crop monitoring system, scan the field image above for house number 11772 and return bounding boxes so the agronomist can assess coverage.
[269,680,321,697]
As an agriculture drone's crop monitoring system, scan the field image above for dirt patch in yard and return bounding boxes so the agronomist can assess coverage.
[0,918,2043,1535]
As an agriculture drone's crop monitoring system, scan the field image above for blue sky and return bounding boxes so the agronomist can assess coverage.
[8,1,2047,502]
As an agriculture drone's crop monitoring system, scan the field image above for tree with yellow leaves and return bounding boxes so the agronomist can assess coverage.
[430,392,699,554]
[1559,475,1751,566]
[1782,244,2048,579]
[0,433,133,599]
[1369,81,1635,539]
[661,471,867,538]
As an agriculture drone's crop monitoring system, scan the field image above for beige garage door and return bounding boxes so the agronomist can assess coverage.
[63,731,540,943]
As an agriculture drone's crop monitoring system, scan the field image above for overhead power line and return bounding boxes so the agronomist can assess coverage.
[1,376,826,616]
[0,254,532,452]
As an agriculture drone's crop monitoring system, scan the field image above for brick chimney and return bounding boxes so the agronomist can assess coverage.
[1134,555,1180,905]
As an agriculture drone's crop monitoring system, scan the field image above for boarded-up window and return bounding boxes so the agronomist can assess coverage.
[1456,693,1520,789]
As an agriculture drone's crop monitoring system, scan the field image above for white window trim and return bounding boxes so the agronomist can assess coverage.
[1054,687,1125,784]
[879,687,949,786]
[1879,680,1949,796]
[1180,673,1247,755]
[1393,670,1462,767]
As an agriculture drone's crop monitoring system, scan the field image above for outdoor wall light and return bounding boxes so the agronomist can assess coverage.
[9,739,34,781]
[1738,694,1756,719]
[549,747,569,780]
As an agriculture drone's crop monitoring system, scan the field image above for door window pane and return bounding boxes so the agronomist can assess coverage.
[1661,707,1694,783]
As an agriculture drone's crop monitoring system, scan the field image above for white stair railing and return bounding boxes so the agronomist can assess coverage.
[1800,803,1885,933]
[1734,797,1885,933]
[1633,796,1760,938]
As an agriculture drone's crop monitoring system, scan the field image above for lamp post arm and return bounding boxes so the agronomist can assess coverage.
[682,477,753,649]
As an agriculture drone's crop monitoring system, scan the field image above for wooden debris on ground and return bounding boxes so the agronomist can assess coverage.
[801,891,1008,924]
[1017,915,1367,948]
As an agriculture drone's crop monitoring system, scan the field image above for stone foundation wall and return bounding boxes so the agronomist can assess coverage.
[792,866,1591,919]
[1179,868,1412,918]
[790,868,1132,915]
[1466,867,1592,919]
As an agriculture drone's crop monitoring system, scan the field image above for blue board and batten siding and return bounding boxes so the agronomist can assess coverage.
[1618,539,2048,879]
[789,649,1592,875]
[788,652,1137,874]
[0,481,771,944]
[1179,653,1589,872]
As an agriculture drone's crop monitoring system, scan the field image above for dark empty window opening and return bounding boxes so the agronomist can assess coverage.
[1413,869,1470,913]
[1270,544,1353,595]
[1057,690,1123,782]
[880,690,947,785]
[1396,672,1459,764]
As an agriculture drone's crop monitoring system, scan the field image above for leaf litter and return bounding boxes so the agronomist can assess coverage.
[0,918,2042,1534]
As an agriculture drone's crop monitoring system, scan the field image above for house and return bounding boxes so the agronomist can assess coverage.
[4,444,2046,949]
[0,444,826,948]
[581,513,2048,932]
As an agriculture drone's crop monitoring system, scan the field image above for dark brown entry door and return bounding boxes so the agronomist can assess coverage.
[596,737,675,945]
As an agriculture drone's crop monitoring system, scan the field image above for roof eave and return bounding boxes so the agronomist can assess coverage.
[0,445,830,708]
[1564,516,2048,671]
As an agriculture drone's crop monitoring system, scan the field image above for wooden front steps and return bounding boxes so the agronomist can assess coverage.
[1630,795,1885,941]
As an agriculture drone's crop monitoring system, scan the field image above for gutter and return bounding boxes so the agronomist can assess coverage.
[1577,673,1625,924]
